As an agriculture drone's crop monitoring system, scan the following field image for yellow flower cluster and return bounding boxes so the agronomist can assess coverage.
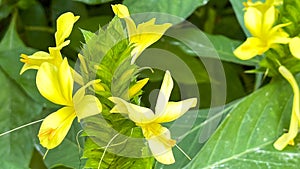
[234,0,300,150]
[20,12,102,150]
[19,4,196,165]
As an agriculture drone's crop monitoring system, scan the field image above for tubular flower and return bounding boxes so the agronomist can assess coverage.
[111,4,172,64]
[274,66,300,150]
[109,71,197,164]
[233,3,290,60]
[20,12,79,74]
[37,58,102,149]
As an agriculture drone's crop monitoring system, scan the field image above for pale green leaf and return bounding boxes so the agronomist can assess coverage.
[123,0,209,23]
[185,78,300,168]
[0,69,43,169]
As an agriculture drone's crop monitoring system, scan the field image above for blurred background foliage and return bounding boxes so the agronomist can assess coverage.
[0,0,257,168]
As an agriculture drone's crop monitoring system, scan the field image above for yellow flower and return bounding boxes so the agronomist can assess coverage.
[109,71,197,164]
[20,12,79,74]
[234,4,290,60]
[289,37,300,59]
[37,58,102,149]
[127,78,149,99]
[273,65,300,150]
[112,4,172,64]
[243,0,282,11]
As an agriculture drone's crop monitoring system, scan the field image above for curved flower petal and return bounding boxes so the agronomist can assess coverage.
[128,78,149,99]
[20,51,53,74]
[109,97,155,123]
[245,7,262,37]
[278,66,300,120]
[55,12,79,46]
[274,66,300,150]
[155,70,174,114]
[273,111,298,150]
[111,4,130,18]
[130,18,172,63]
[147,126,175,165]
[289,37,300,59]
[233,37,267,60]
[58,58,73,104]
[155,98,197,123]
[262,5,275,32]
[38,107,76,149]
[36,58,73,106]
[74,95,102,121]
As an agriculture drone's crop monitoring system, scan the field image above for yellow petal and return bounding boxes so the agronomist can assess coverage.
[274,66,300,150]
[147,126,175,165]
[36,58,73,106]
[273,111,298,150]
[38,107,76,149]
[289,37,300,59]
[111,4,130,18]
[244,7,262,37]
[130,18,172,63]
[155,98,197,123]
[278,66,300,120]
[155,70,173,114]
[262,6,275,32]
[74,95,102,121]
[20,51,53,74]
[48,47,64,67]
[109,97,155,123]
[128,78,149,99]
[234,37,267,60]
[55,12,79,46]
[73,80,102,121]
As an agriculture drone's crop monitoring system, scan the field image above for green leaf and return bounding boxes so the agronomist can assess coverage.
[229,0,251,36]
[166,27,258,66]
[205,34,258,66]
[154,101,240,169]
[123,0,209,23]
[0,68,43,169]
[74,0,114,5]
[0,12,26,51]
[185,77,300,168]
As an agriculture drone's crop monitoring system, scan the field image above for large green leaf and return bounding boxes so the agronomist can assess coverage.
[0,12,48,104]
[123,0,209,23]
[154,100,240,169]
[0,66,43,169]
[185,77,300,168]
[165,27,258,66]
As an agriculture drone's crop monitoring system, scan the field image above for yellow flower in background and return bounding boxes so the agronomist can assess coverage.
[20,12,79,74]
[243,0,282,11]
[234,3,290,60]
[37,58,102,149]
[109,70,197,164]
[112,4,172,64]
[289,37,300,59]
[274,65,300,150]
